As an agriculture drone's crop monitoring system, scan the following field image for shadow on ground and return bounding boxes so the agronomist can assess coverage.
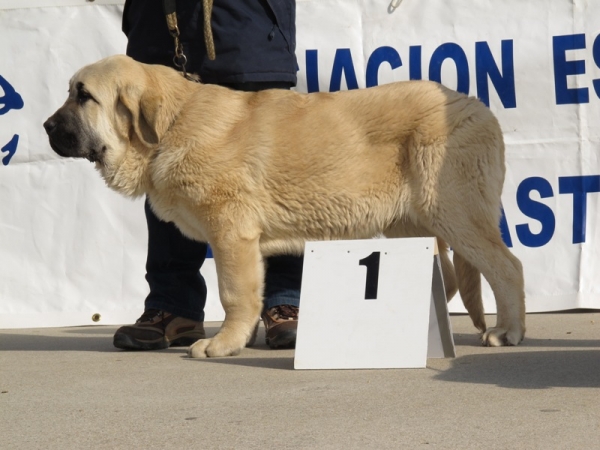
[434,349,600,389]
[2,324,599,385]
[184,355,295,371]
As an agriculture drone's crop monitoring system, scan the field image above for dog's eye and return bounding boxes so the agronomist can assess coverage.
[77,90,93,105]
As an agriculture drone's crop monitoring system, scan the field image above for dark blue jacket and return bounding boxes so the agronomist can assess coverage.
[123,0,297,85]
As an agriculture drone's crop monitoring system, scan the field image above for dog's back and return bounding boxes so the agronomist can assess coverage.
[220,81,505,252]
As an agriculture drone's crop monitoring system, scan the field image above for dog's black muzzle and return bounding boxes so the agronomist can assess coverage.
[44,111,86,159]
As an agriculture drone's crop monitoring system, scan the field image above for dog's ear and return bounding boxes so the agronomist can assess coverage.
[118,65,189,148]
[119,81,179,147]
[119,85,169,147]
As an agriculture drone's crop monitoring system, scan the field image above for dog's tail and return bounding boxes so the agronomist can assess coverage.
[437,240,457,301]
[453,251,486,333]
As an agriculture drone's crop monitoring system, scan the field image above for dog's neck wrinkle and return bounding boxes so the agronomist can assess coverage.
[163,93,197,137]
[102,140,154,198]
[147,69,198,139]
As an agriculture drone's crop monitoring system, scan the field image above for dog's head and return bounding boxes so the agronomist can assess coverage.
[43,54,186,196]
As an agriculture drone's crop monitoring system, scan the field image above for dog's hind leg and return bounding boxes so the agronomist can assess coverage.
[188,234,264,358]
[432,215,525,346]
[453,252,486,333]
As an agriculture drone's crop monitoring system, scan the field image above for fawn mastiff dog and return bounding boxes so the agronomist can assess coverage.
[44,55,525,357]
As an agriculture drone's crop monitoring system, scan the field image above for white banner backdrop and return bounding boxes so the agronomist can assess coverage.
[1,0,599,328]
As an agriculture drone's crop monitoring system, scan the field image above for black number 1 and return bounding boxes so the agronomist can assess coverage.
[359,252,381,300]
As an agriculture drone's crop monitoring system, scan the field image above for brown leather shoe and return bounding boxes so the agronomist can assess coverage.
[113,309,205,350]
[261,305,298,349]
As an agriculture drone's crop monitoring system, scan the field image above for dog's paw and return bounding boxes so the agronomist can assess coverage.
[482,327,524,347]
[187,337,243,358]
[188,339,211,358]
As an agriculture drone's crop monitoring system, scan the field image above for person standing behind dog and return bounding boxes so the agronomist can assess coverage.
[113,0,303,351]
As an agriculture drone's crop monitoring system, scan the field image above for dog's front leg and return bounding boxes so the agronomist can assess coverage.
[188,235,264,358]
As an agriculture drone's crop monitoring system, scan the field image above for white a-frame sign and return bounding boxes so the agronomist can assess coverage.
[294,237,455,370]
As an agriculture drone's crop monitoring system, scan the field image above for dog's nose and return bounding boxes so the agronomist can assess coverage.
[43,118,56,135]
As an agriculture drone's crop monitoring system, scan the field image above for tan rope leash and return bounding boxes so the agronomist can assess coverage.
[202,0,215,61]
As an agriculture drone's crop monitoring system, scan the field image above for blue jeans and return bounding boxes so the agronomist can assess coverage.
[143,81,302,321]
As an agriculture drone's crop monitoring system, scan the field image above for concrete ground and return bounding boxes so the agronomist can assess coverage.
[1,312,599,450]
